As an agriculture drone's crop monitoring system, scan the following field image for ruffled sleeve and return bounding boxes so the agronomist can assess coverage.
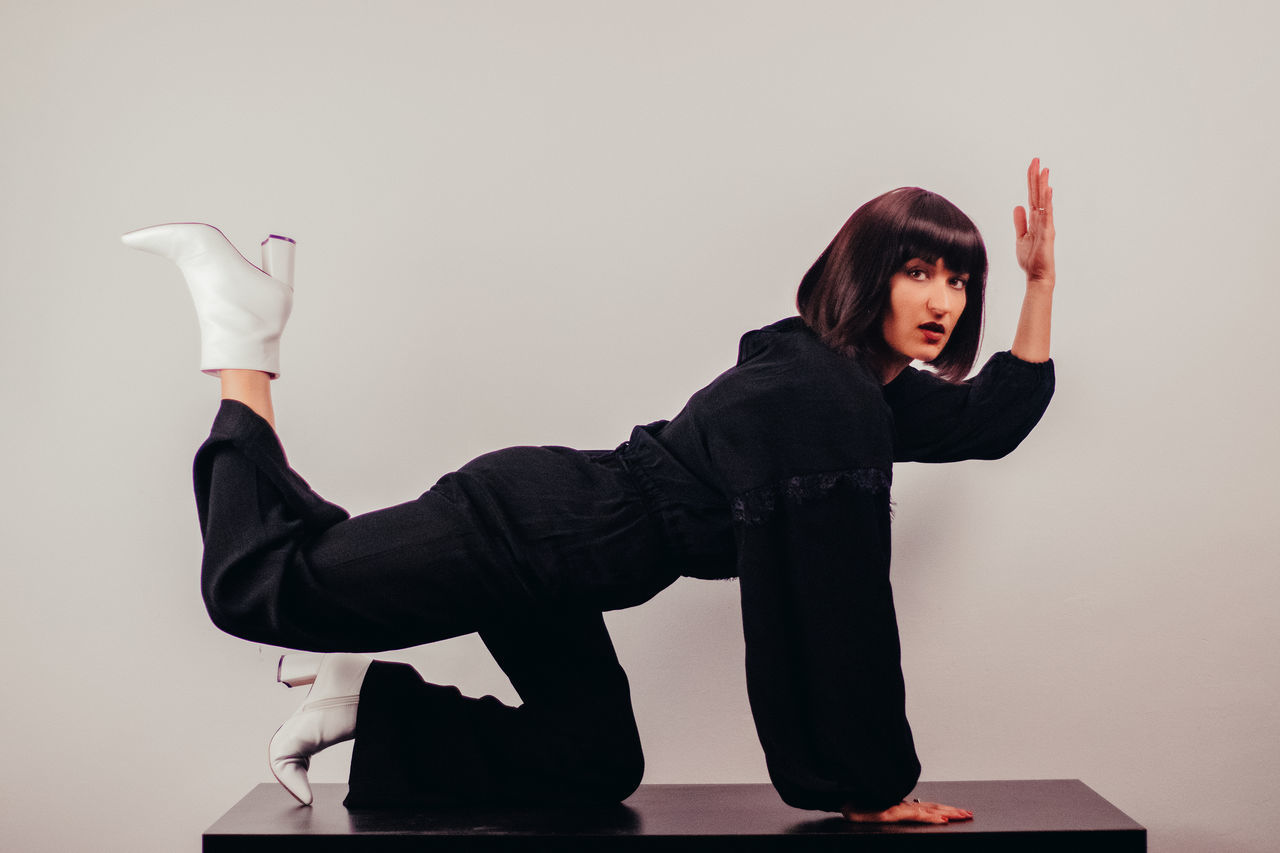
[882,352,1055,463]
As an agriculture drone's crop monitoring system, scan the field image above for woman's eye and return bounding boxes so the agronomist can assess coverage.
[949,278,967,289]
[908,269,928,280]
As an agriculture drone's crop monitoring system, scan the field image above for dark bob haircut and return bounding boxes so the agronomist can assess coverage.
[796,187,987,382]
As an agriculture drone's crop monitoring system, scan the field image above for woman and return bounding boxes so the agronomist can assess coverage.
[123,159,1056,825]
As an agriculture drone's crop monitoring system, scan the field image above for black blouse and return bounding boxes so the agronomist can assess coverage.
[619,316,1055,812]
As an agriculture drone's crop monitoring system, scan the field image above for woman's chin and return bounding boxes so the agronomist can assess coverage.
[908,345,946,364]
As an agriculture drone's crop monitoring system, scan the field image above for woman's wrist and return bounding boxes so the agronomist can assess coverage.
[1010,281,1054,363]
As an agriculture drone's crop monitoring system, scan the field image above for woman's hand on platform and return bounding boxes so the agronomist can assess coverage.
[841,799,974,825]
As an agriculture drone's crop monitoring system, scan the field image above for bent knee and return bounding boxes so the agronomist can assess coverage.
[201,558,288,645]
[583,739,645,803]
[556,727,644,804]
[202,592,274,645]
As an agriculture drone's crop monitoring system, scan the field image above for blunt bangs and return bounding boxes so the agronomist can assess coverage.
[897,193,987,283]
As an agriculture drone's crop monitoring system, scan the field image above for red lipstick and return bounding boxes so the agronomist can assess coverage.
[919,322,944,344]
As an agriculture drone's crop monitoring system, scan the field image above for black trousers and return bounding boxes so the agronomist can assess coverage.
[194,400,680,807]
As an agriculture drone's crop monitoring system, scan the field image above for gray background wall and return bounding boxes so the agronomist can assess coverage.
[2,1,1276,850]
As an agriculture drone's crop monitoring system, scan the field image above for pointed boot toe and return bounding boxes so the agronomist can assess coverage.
[269,725,315,805]
[267,654,372,807]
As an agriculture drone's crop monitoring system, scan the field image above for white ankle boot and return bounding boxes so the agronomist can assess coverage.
[121,223,294,378]
[269,653,372,806]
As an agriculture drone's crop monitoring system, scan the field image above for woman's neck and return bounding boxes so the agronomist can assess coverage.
[868,350,910,385]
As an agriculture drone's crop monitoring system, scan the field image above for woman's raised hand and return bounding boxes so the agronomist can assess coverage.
[1008,158,1056,362]
[841,799,974,825]
[1013,157,1055,284]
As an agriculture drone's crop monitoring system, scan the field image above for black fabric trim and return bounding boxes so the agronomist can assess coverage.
[732,467,891,526]
[196,399,350,533]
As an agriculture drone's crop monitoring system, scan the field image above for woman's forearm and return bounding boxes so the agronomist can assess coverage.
[1009,158,1055,363]
[1009,277,1054,363]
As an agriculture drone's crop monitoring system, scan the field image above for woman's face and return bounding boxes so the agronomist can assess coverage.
[881,257,968,369]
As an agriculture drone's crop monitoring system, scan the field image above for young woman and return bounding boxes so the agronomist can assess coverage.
[124,159,1056,825]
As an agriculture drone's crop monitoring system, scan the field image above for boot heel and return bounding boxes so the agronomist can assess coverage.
[261,234,296,286]
[277,653,319,688]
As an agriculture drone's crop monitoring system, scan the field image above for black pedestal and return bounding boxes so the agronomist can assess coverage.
[204,780,1145,851]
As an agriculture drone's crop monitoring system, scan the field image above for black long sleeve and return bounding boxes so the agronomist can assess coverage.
[736,474,920,812]
[882,352,1055,463]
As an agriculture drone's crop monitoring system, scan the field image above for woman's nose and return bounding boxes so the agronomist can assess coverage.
[926,283,952,315]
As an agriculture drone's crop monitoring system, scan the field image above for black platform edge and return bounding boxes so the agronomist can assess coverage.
[204,780,1146,852]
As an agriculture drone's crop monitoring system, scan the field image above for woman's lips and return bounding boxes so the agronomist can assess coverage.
[919,322,945,344]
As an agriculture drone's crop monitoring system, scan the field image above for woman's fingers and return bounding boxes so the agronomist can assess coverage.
[1039,166,1050,223]
[914,800,974,821]
[842,799,974,824]
[1013,159,1055,282]
[1021,158,1054,238]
